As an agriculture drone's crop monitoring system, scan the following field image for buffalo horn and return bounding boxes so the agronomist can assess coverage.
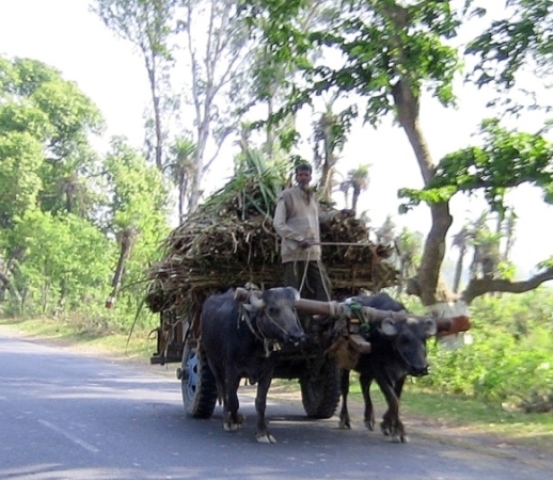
[249,290,265,309]
[422,317,438,337]
[234,287,251,302]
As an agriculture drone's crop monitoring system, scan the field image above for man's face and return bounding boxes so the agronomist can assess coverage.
[295,169,312,188]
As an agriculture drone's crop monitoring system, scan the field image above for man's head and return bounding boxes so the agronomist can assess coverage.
[295,163,312,188]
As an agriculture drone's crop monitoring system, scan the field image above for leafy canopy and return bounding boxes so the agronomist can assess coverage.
[241,0,462,127]
[399,119,553,212]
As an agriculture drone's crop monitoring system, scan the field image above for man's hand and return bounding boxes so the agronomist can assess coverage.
[299,239,315,249]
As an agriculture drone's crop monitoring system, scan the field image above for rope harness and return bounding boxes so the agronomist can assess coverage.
[239,300,297,357]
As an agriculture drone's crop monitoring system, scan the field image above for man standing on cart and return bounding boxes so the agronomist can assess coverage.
[273,163,352,313]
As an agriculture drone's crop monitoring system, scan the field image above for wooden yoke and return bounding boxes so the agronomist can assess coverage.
[295,298,471,337]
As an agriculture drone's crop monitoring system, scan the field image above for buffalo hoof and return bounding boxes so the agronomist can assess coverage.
[380,422,391,436]
[364,419,375,431]
[223,412,244,432]
[391,434,409,443]
[256,432,277,444]
[223,422,240,432]
[339,417,351,430]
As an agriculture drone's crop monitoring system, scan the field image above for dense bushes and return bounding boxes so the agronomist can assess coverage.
[416,289,553,412]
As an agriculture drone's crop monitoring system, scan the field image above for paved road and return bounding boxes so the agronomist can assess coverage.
[0,328,550,480]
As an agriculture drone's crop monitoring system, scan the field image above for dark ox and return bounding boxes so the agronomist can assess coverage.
[200,287,304,443]
[339,292,436,443]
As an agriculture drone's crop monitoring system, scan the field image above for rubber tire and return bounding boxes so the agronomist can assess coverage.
[181,344,218,419]
[300,359,341,419]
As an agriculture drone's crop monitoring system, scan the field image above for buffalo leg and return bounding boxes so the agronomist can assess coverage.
[376,376,406,442]
[360,374,375,431]
[338,369,351,429]
[254,369,276,443]
[223,373,244,432]
[394,376,406,400]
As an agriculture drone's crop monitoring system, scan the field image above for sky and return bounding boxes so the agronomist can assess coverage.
[0,0,552,280]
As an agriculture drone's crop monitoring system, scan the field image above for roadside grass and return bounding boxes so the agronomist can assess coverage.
[347,379,553,453]
[2,316,553,453]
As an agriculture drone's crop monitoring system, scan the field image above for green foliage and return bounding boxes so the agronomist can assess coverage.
[418,289,553,408]
[0,57,171,333]
[0,56,105,220]
[102,138,169,232]
[198,149,289,219]
[241,0,462,126]
[0,132,43,229]
[9,211,114,315]
[99,138,171,327]
[399,119,553,212]
[467,0,553,89]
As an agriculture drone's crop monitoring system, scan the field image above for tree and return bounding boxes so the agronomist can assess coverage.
[451,225,470,293]
[312,98,348,201]
[0,57,104,220]
[179,0,251,213]
[403,119,553,303]
[467,0,553,92]
[343,165,370,214]
[10,211,113,314]
[0,57,105,310]
[101,138,170,308]
[395,227,423,295]
[168,137,196,223]
[93,0,177,171]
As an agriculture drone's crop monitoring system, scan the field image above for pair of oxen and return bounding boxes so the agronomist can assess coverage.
[200,286,469,444]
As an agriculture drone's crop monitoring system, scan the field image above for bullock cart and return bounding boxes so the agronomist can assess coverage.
[144,153,401,419]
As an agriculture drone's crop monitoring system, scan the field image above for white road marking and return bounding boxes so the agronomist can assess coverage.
[38,419,99,454]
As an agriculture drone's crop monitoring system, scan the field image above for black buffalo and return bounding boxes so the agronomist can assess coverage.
[200,287,304,443]
[339,292,436,442]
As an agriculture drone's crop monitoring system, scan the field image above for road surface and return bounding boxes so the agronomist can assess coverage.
[0,326,550,480]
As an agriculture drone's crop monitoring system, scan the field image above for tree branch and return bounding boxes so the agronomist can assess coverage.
[462,267,553,304]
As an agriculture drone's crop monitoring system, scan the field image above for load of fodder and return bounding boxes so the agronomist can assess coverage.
[145,150,399,320]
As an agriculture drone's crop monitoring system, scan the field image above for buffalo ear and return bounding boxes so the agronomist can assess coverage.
[379,317,398,336]
[423,318,437,337]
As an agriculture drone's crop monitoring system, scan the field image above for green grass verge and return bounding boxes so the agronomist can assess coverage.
[2,316,553,453]
[346,378,553,453]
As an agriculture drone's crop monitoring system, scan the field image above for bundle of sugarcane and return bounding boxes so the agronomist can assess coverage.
[145,151,399,317]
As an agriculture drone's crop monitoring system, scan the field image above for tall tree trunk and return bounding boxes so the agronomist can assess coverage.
[392,80,454,306]
[106,228,136,309]
[178,170,188,224]
[147,62,164,171]
[453,245,466,293]
[266,94,275,160]
[351,186,360,214]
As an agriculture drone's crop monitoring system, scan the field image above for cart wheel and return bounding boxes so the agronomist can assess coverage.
[300,359,341,419]
[181,343,218,419]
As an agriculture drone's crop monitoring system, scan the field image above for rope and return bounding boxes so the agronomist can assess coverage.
[316,241,376,247]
